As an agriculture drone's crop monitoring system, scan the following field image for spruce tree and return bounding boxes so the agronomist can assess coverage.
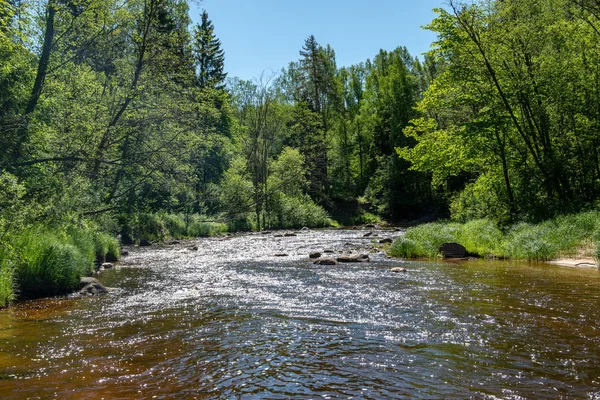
[192,10,227,90]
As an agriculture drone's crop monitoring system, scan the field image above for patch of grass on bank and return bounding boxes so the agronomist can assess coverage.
[0,227,120,305]
[389,211,600,262]
[120,213,229,244]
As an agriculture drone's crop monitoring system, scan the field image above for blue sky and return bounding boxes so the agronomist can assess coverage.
[189,0,446,81]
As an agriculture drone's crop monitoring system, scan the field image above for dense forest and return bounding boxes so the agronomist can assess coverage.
[2,0,600,304]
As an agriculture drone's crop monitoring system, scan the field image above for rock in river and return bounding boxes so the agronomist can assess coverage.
[391,267,407,273]
[337,254,370,263]
[309,251,322,259]
[79,277,108,295]
[314,258,338,265]
[439,242,466,258]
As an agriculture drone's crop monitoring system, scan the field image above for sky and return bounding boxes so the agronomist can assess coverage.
[189,0,447,82]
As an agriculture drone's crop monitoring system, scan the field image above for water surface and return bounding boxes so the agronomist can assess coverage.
[1,229,600,399]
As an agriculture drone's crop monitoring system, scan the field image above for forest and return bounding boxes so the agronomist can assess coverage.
[2,0,600,305]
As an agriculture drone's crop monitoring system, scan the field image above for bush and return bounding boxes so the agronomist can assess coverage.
[268,194,333,229]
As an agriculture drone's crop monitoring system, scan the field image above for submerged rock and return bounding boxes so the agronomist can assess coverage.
[439,242,466,258]
[363,232,373,237]
[314,258,338,265]
[284,233,297,237]
[274,253,289,257]
[309,251,322,259]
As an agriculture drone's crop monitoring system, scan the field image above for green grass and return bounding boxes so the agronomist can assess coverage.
[0,226,121,305]
[0,245,16,307]
[13,230,93,298]
[389,211,600,262]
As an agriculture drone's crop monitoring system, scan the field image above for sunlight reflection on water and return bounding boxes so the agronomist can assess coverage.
[1,229,600,398]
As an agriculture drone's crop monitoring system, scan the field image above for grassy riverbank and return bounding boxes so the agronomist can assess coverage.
[389,212,600,262]
[0,226,120,307]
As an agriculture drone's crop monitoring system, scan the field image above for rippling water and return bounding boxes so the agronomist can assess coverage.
[1,229,600,399]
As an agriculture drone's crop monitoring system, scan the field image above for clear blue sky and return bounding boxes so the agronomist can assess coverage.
[189,0,446,81]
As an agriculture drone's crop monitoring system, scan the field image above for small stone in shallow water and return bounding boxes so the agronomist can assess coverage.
[363,232,373,237]
[309,252,322,259]
[391,267,407,273]
[101,262,114,269]
[337,254,370,263]
[188,246,199,251]
[274,253,289,257]
[379,238,393,244]
[314,258,338,265]
[284,233,297,237]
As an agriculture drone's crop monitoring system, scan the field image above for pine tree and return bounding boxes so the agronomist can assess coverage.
[192,10,227,90]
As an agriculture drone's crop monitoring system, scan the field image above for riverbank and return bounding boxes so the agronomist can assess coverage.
[0,226,121,308]
[388,212,600,263]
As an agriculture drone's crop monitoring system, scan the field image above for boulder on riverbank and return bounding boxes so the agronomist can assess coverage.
[79,277,108,295]
[439,242,466,258]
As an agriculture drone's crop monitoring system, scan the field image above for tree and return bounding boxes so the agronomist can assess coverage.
[192,10,227,90]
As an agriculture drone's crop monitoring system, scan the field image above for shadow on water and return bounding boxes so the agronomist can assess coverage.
[1,229,600,398]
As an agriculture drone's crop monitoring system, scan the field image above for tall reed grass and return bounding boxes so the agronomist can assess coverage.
[0,226,121,305]
[389,211,600,262]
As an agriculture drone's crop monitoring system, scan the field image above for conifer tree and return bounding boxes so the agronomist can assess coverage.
[192,10,227,90]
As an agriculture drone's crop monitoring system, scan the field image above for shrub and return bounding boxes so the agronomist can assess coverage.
[268,194,333,229]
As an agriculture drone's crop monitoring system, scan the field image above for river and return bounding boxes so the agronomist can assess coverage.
[1,229,600,399]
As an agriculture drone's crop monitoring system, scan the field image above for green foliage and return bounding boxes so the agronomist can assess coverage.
[390,212,600,261]
[12,229,93,299]
[0,241,16,307]
[389,221,460,258]
[268,193,333,229]
[120,213,228,243]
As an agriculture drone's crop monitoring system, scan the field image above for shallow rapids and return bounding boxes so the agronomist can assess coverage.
[1,229,600,399]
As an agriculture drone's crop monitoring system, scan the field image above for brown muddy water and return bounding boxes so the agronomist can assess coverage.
[1,229,600,399]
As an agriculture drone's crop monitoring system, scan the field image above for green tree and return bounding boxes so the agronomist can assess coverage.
[192,10,227,90]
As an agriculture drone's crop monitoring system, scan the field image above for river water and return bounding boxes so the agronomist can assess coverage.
[1,229,600,399]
